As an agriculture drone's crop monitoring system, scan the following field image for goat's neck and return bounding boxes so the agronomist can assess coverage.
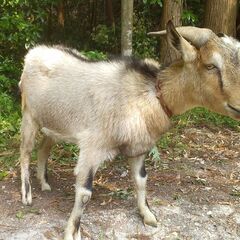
[158,65,200,116]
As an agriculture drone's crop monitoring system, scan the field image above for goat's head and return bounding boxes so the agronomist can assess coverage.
[149,21,240,119]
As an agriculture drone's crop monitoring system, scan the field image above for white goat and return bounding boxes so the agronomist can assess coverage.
[19,21,240,240]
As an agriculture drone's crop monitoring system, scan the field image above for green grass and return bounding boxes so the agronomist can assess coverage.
[174,107,240,130]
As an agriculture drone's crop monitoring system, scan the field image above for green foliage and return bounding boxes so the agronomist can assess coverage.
[184,0,204,26]
[0,84,20,169]
[0,171,8,181]
[149,146,161,161]
[0,0,46,59]
[108,188,133,200]
[230,186,240,197]
[16,210,25,220]
[91,25,118,53]
[133,1,161,58]
[174,108,240,130]
[143,0,163,7]
[182,9,199,25]
[81,50,107,60]
[51,143,79,164]
[0,92,21,157]
[0,56,20,93]
[133,14,159,58]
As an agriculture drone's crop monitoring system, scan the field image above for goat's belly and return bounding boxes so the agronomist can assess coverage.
[41,127,80,144]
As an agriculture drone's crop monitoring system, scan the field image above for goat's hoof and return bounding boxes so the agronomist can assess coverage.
[143,212,158,227]
[22,193,32,206]
[64,232,81,240]
[41,182,51,191]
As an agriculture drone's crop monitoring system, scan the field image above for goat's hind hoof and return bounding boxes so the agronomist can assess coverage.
[21,194,32,206]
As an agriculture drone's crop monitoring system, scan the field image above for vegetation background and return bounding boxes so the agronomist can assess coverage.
[1,0,240,170]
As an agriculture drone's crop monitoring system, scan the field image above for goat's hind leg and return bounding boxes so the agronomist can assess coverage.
[129,155,157,227]
[20,110,38,205]
[37,136,55,191]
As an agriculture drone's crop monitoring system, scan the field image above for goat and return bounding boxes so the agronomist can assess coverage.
[19,21,240,240]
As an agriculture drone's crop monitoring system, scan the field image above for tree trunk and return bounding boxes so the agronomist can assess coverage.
[57,0,65,27]
[236,8,240,40]
[159,0,183,65]
[204,0,238,37]
[106,0,115,30]
[121,0,134,56]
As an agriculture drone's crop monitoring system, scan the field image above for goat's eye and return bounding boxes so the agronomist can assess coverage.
[205,64,216,70]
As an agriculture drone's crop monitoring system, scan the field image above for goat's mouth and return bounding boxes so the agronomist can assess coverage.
[227,103,240,117]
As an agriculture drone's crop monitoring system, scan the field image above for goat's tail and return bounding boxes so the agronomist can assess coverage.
[19,73,26,111]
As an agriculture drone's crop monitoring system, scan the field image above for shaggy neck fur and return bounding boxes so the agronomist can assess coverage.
[157,62,201,116]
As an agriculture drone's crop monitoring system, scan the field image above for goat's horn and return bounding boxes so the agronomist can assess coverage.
[148,26,215,47]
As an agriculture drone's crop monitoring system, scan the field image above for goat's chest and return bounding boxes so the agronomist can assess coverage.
[117,112,171,158]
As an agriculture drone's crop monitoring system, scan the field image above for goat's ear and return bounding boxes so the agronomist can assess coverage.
[166,20,197,63]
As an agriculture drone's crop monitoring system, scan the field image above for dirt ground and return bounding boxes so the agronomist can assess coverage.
[0,125,240,240]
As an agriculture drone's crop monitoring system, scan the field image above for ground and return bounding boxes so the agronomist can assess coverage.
[0,125,240,240]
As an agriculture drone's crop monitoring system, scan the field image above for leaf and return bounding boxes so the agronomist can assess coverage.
[16,210,24,219]
[0,171,8,180]
[149,145,161,161]
[29,208,41,215]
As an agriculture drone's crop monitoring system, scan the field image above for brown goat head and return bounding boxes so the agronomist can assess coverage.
[151,20,240,119]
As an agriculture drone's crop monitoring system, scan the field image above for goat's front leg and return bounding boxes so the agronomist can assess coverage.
[129,155,157,227]
[64,151,102,240]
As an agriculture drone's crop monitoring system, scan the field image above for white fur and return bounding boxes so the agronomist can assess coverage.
[221,36,240,49]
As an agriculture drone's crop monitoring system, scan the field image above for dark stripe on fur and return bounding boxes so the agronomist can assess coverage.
[139,162,147,178]
[44,165,48,182]
[74,217,81,234]
[54,46,160,80]
[25,179,29,200]
[217,69,223,90]
[54,45,96,62]
[145,199,150,208]
[84,169,93,191]
[217,32,225,38]
[125,57,159,79]
[53,46,160,80]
